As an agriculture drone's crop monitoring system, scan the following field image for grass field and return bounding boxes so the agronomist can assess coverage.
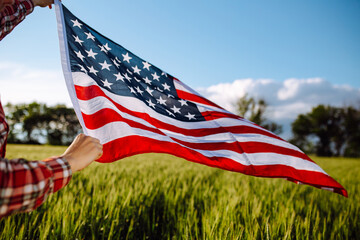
[1,144,359,240]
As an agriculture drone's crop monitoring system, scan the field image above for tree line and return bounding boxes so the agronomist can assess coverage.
[235,95,360,158]
[4,98,360,157]
[4,102,81,145]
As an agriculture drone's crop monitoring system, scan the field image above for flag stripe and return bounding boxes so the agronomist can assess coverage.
[97,136,347,197]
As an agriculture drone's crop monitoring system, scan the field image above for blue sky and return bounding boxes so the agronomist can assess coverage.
[0,0,359,138]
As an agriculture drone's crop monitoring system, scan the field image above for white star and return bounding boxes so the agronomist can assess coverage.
[185,112,196,120]
[88,66,98,75]
[134,77,141,82]
[162,83,171,91]
[157,96,167,105]
[146,87,154,96]
[111,58,120,68]
[161,72,168,77]
[146,99,156,108]
[132,65,141,75]
[71,19,82,29]
[143,76,152,85]
[170,105,181,114]
[168,94,175,98]
[99,60,112,70]
[122,52,132,63]
[142,61,151,70]
[114,72,124,81]
[135,86,144,95]
[74,50,85,61]
[73,35,84,45]
[98,44,108,53]
[156,87,164,92]
[85,49,98,59]
[151,72,160,81]
[128,86,136,94]
[124,73,131,81]
[101,79,113,89]
[178,99,188,106]
[85,32,95,41]
[104,43,111,51]
[166,109,175,117]
[78,64,87,73]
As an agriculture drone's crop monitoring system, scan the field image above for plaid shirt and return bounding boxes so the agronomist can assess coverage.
[0,0,34,41]
[0,101,72,219]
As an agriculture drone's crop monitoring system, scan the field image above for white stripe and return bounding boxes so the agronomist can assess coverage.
[161,129,299,151]
[85,122,326,174]
[174,80,199,95]
[72,72,95,87]
[197,102,232,115]
[55,1,87,134]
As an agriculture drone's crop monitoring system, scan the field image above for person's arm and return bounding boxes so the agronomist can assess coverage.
[0,0,34,41]
[0,134,103,219]
[0,0,54,41]
[0,156,72,218]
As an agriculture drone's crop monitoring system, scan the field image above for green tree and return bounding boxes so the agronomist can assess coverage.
[5,102,50,144]
[343,106,360,157]
[4,102,81,145]
[291,104,360,157]
[46,105,82,145]
[235,94,282,134]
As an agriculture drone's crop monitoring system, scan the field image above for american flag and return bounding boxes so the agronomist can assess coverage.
[55,2,347,197]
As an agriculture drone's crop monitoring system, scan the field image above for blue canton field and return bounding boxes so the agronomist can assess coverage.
[1,144,359,239]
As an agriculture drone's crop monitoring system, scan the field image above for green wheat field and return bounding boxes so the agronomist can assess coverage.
[1,144,359,240]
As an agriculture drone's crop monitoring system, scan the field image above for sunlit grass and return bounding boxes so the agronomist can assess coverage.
[1,144,359,239]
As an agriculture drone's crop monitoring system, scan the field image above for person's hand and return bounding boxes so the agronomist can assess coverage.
[61,134,103,173]
[32,0,54,8]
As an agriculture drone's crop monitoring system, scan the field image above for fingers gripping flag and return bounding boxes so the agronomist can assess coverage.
[54,1,347,197]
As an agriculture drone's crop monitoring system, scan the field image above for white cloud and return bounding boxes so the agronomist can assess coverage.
[0,62,71,106]
[199,78,360,139]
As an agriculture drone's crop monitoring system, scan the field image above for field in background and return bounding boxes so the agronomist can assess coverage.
[1,144,359,239]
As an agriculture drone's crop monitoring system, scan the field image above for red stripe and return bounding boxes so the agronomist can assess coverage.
[201,110,242,121]
[169,137,313,162]
[75,85,282,140]
[81,108,165,136]
[176,89,224,109]
[97,136,347,197]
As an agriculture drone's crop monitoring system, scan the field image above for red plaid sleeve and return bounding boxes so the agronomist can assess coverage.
[0,157,72,218]
[0,0,34,41]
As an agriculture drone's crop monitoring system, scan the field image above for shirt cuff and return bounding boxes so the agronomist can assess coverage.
[43,157,72,193]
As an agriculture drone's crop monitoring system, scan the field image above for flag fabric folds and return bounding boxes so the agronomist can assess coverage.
[54,1,347,197]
